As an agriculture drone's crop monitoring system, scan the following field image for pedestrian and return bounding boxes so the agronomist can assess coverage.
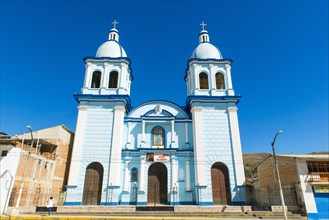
[47,197,54,215]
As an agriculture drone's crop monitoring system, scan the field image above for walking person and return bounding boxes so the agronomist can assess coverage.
[47,197,54,215]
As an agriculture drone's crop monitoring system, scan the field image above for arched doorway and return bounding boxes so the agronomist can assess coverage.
[147,162,168,205]
[211,162,231,205]
[82,162,104,205]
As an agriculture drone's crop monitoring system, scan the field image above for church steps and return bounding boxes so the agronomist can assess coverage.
[6,206,307,219]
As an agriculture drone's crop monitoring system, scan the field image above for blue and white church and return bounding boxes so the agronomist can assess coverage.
[65,21,246,206]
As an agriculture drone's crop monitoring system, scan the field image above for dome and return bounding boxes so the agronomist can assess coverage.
[96,41,127,58]
[191,42,222,59]
[95,27,127,58]
[190,27,222,59]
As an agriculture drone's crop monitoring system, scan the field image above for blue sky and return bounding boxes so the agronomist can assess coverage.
[1,0,328,154]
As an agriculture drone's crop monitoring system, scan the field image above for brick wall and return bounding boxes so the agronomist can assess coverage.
[9,125,74,207]
[253,156,305,214]
[258,156,299,187]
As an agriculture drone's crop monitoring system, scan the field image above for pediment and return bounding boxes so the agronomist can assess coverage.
[128,101,189,119]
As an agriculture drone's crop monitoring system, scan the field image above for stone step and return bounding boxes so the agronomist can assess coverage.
[29,213,307,220]
[6,206,307,220]
[35,212,305,218]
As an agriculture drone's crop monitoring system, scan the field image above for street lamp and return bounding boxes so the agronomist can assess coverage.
[15,126,34,208]
[27,126,33,142]
[271,130,287,220]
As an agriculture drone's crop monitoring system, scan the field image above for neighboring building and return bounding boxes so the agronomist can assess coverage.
[255,154,329,220]
[65,22,246,206]
[0,125,74,214]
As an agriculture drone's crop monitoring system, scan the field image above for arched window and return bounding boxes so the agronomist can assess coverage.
[199,72,209,89]
[216,73,225,90]
[131,167,138,181]
[91,71,101,88]
[152,127,164,147]
[108,71,118,88]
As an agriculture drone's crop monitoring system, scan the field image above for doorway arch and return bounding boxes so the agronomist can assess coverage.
[147,162,168,205]
[82,162,104,205]
[211,162,231,205]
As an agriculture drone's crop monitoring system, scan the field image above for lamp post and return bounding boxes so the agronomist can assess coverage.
[15,126,34,208]
[271,130,287,220]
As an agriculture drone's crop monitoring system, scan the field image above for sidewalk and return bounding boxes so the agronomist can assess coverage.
[0,215,298,220]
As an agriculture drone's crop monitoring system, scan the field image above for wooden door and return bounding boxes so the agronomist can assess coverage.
[147,163,167,205]
[211,162,231,205]
[82,162,103,205]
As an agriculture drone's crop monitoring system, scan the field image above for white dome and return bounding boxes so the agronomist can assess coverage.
[191,42,222,59]
[96,41,127,58]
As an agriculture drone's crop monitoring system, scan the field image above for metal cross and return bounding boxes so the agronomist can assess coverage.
[112,19,119,29]
[200,21,207,30]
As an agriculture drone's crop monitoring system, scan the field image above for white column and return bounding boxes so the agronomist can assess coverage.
[83,62,92,88]
[120,63,127,91]
[142,120,145,142]
[108,106,125,186]
[191,107,206,186]
[296,158,317,214]
[139,157,145,191]
[225,64,235,95]
[123,159,130,191]
[185,122,189,144]
[193,64,199,89]
[171,120,175,142]
[209,64,216,90]
[227,106,245,186]
[127,122,131,145]
[102,62,109,88]
[186,158,191,191]
[225,64,232,89]
[67,105,87,186]
[171,157,177,189]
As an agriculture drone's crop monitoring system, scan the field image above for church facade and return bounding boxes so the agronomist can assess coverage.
[65,22,246,206]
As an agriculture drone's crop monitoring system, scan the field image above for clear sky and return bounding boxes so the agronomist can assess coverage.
[1,0,328,155]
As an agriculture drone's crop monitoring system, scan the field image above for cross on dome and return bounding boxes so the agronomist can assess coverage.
[112,19,119,29]
[108,19,120,42]
[200,21,207,30]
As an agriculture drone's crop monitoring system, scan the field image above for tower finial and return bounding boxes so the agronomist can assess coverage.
[200,21,207,30]
[112,19,119,29]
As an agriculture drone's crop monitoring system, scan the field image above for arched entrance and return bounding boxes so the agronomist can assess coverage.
[147,162,168,205]
[82,162,104,205]
[211,162,231,205]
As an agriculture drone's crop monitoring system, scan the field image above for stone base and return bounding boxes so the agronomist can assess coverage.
[271,205,287,212]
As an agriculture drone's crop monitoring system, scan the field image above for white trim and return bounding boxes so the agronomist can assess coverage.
[191,107,206,186]
[108,106,125,186]
[67,105,87,186]
[227,106,245,186]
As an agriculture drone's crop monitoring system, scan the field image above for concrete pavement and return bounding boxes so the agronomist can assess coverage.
[0,214,304,220]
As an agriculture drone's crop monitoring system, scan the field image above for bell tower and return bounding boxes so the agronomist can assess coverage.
[186,22,246,205]
[65,20,132,206]
[81,20,133,96]
[185,22,235,97]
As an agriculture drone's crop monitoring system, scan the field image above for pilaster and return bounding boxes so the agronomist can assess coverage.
[186,158,191,191]
[227,106,245,185]
[225,64,235,95]
[67,105,88,186]
[83,62,92,89]
[171,120,175,143]
[191,107,206,186]
[139,156,145,191]
[123,159,130,191]
[108,105,125,186]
